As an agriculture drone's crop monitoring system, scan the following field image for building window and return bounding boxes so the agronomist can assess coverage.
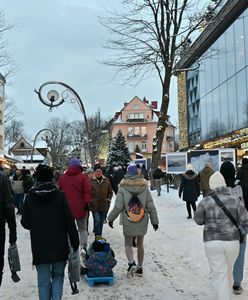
[128,143,134,153]
[128,113,144,119]
[128,127,134,136]
[141,127,147,137]
[134,127,140,135]
[20,142,25,148]
[141,141,147,151]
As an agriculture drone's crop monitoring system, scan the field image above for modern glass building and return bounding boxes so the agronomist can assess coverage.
[176,0,248,158]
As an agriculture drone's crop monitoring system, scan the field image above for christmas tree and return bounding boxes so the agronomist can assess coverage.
[106,129,130,167]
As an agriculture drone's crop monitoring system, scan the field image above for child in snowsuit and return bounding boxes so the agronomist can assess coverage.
[84,239,117,277]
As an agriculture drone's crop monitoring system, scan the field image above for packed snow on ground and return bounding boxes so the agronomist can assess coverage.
[0,186,247,300]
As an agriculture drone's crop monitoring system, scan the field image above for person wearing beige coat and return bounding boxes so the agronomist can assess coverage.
[108,165,159,278]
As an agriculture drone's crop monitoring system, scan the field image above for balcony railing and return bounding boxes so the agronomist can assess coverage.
[126,118,147,123]
[127,134,147,139]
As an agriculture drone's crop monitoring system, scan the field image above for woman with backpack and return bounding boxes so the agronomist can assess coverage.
[107,164,159,278]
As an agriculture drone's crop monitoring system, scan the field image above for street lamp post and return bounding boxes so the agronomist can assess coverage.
[34,81,94,167]
[31,128,54,163]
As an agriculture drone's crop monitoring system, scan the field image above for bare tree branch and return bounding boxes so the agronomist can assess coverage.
[99,0,224,181]
[4,96,23,123]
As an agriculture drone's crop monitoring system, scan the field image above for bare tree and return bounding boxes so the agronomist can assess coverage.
[46,117,72,168]
[69,110,110,164]
[100,0,223,176]
[4,119,24,143]
[4,96,23,123]
[0,11,15,78]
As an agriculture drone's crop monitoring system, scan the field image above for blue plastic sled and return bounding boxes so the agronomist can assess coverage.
[84,274,115,286]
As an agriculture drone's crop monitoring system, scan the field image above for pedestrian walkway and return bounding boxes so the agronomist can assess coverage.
[1,187,247,299]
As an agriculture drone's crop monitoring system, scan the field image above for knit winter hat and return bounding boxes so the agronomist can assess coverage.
[36,164,54,182]
[186,163,193,171]
[69,157,81,167]
[209,171,226,190]
[127,164,138,175]
[220,161,235,180]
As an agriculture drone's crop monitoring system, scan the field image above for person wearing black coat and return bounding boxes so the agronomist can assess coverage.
[0,170,17,286]
[236,157,248,183]
[112,166,126,194]
[220,160,248,295]
[21,164,79,300]
[179,164,200,219]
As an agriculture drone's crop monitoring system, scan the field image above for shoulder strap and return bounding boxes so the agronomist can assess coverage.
[211,193,240,230]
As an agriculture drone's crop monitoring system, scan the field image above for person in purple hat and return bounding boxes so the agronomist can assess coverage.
[108,164,159,279]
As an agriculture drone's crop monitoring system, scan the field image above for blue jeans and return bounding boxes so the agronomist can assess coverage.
[233,238,247,287]
[14,193,24,213]
[92,211,106,237]
[36,262,66,300]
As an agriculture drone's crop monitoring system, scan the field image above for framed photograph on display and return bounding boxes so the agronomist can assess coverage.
[166,152,187,174]
[188,149,219,173]
[219,148,236,167]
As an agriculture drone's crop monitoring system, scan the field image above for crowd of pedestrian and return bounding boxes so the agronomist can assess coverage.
[1,157,248,300]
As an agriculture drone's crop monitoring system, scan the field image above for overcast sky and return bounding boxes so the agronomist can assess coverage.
[2,0,178,138]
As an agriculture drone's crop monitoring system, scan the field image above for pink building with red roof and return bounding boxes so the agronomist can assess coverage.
[112,96,175,157]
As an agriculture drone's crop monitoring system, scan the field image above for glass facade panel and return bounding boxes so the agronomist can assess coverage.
[200,97,207,141]
[234,14,245,72]
[219,81,229,135]
[199,59,206,97]
[227,76,237,132]
[244,10,248,66]
[218,35,227,84]
[205,51,212,94]
[225,25,236,78]
[211,42,220,90]
[186,8,248,145]
[236,69,248,128]
[205,92,214,140]
[212,87,220,133]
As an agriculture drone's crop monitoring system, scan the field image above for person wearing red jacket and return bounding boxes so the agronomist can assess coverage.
[58,158,92,251]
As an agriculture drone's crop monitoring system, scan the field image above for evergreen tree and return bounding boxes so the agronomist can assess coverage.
[107,130,130,167]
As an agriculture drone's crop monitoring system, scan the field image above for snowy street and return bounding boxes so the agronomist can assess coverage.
[1,186,248,300]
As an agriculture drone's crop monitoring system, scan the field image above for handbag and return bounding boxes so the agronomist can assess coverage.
[68,248,80,294]
[211,193,247,244]
[8,244,21,282]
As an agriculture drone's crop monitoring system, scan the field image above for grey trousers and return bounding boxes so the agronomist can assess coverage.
[124,236,144,267]
[76,215,88,249]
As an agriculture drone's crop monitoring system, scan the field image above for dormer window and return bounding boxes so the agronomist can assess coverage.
[128,113,144,119]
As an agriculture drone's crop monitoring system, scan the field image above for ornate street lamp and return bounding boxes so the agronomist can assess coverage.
[34,81,94,167]
[31,128,54,163]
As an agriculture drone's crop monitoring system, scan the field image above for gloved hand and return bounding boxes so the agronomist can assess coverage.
[108,221,114,229]
[153,224,158,231]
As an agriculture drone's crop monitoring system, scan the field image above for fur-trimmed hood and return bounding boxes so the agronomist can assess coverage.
[119,177,148,194]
